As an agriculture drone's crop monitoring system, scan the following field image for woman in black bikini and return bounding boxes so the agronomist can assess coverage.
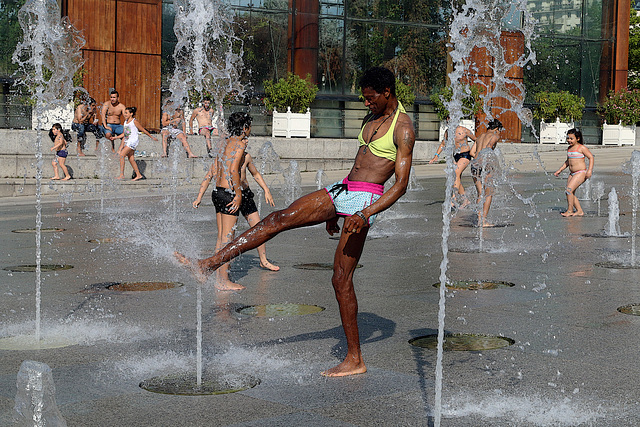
[429,125,476,205]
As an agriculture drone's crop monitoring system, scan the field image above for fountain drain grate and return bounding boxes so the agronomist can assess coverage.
[4,264,73,272]
[409,333,515,351]
[433,280,515,290]
[595,261,640,269]
[237,303,325,317]
[140,373,259,396]
[12,228,65,233]
[107,281,183,291]
[293,262,362,270]
[87,238,126,243]
[618,304,640,315]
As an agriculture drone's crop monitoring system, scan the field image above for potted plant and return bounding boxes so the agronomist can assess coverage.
[263,72,318,138]
[430,85,483,141]
[598,89,640,146]
[534,90,585,144]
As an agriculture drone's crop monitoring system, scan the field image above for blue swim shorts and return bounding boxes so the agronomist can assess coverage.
[324,177,384,226]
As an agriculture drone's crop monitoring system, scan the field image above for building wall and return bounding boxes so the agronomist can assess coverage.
[64,0,162,131]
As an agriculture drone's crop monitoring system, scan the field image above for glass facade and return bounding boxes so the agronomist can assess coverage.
[163,0,620,140]
[0,0,623,138]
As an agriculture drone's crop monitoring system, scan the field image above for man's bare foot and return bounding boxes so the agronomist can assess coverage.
[161,154,168,158]
[214,279,245,291]
[50,176,60,180]
[187,154,199,158]
[116,175,125,180]
[174,251,210,283]
[561,211,574,217]
[132,175,144,181]
[574,211,584,216]
[78,152,86,157]
[259,260,280,271]
[321,360,367,377]
[62,176,71,181]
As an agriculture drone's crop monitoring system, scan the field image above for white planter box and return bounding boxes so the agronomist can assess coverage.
[272,107,311,138]
[32,102,75,131]
[539,119,574,144]
[602,122,636,146]
[438,119,475,142]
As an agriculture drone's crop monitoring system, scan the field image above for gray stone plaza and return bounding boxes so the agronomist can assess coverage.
[1,138,640,426]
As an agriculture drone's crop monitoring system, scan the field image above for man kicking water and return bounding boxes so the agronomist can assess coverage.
[175,66,415,377]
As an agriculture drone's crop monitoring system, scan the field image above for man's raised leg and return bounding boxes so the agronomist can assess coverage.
[322,226,368,377]
[175,190,336,281]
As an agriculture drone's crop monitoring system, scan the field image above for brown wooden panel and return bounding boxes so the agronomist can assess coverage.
[117,0,162,55]
[81,50,116,125]
[66,0,116,51]
[468,46,493,78]
[115,52,162,131]
[501,31,524,80]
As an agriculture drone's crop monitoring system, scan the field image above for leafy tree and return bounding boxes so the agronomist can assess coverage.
[629,2,640,89]
[0,0,25,77]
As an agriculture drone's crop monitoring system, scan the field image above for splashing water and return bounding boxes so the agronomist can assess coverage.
[605,187,622,237]
[12,0,84,343]
[283,161,302,207]
[623,151,640,265]
[435,1,536,425]
[315,169,327,190]
[591,180,605,216]
[168,0,245,111]
[167,0,246,387]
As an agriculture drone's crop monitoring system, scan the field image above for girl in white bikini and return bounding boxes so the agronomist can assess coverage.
[553,128,594,217]
[115,107,158,181]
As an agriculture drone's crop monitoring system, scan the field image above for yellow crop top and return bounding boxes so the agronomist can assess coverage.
[358,101,405,162]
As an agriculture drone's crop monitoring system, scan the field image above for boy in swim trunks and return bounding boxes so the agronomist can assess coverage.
[191,112,278,290]
[470,119,503,227]
[175,66,415,378]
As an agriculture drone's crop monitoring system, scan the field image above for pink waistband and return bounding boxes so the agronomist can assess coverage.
[343,177,384,195]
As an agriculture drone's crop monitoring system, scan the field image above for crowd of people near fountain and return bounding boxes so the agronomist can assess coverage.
[429,119,596,223]
[49,89,228,179]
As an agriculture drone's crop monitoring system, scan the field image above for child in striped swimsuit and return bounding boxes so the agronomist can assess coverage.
[553,128,594,217]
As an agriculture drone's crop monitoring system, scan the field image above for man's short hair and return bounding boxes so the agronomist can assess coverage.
[88,97,95,105]
[203,97,211,102]
[359,67,396,96]
[110,90,119,97]
[487,119,504,130]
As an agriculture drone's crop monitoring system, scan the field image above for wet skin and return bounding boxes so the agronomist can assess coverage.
[176,83,415,377]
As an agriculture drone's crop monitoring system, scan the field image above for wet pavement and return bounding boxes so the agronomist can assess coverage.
[1,146,640,426]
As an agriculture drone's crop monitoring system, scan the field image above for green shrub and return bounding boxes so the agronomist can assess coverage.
[598,89,640,126]
[263,73,318,114]
[533,91,585,122]
[395,80,415,108]
[430,85,483,121]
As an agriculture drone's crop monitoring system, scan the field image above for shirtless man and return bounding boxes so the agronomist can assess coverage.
[161,104,198,158]
[176,67,415,377]
[100,90,126,152]
[469,119,503,227]
[192,113,279,290]
[71,98,103,156]
[429,125,476,205]
[189,97,219,157]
